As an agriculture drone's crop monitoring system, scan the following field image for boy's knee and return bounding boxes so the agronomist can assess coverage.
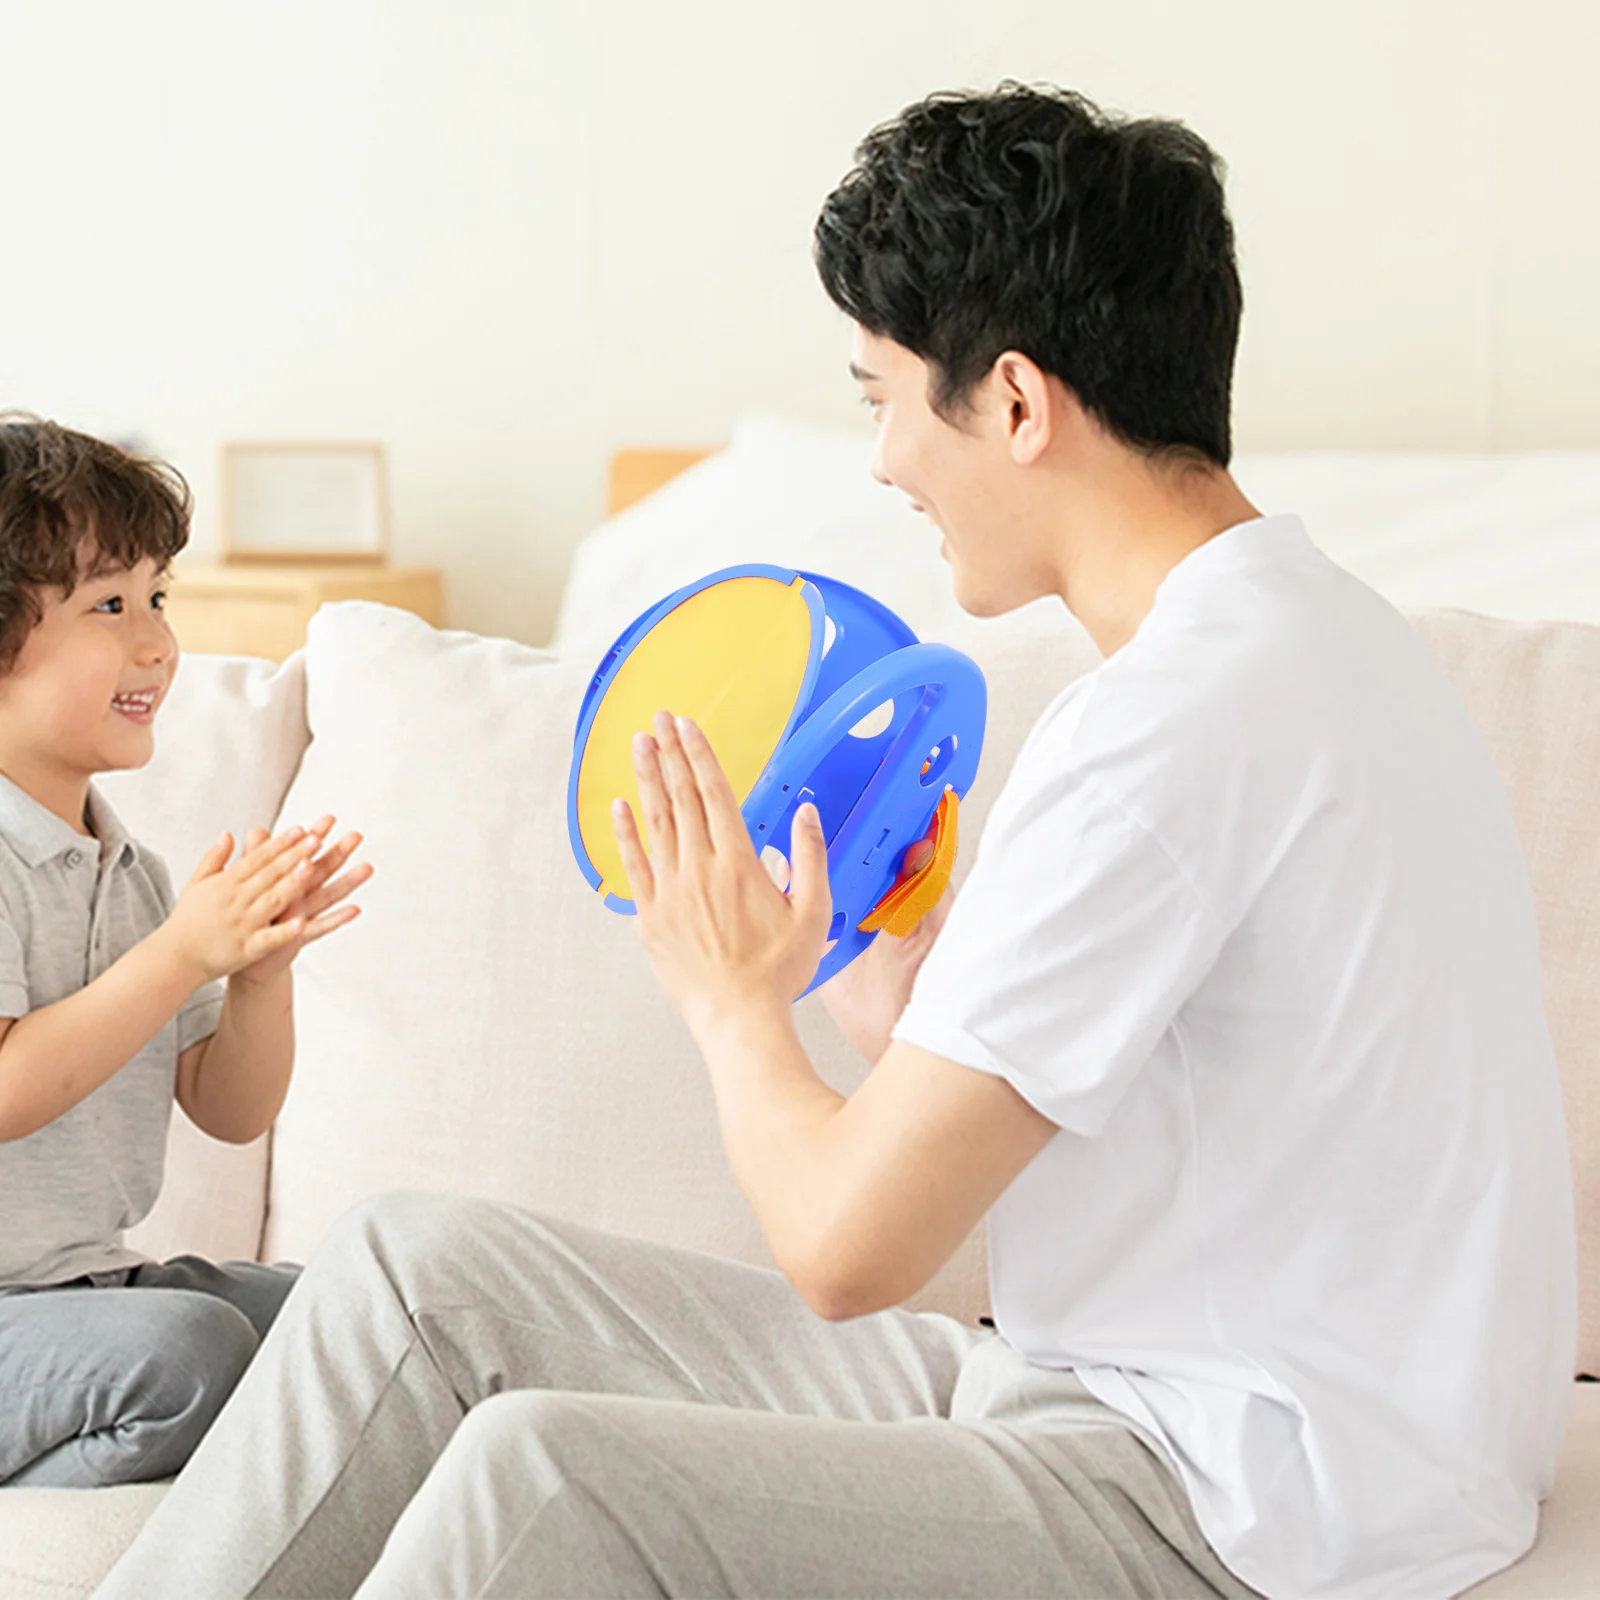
[160,1297,259,1404]
[126,1299,259,1480]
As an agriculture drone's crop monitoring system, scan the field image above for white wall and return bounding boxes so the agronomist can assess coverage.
[2,0,1595,645]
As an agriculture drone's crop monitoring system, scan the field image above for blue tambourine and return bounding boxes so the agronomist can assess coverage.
[567,564,985,997]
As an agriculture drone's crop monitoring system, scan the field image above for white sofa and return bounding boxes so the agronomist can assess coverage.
[1,433,1596,1598]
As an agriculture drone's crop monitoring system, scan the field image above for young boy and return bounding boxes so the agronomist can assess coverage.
[0,416,371,1487]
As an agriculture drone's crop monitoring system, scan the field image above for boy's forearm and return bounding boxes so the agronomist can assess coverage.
[0,928,205,1141]
[180,971,294,1144]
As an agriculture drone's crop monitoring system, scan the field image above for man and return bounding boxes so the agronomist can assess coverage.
[99,83,1574,1600]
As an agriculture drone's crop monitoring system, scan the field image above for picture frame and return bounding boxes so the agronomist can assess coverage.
[219,441,390,564]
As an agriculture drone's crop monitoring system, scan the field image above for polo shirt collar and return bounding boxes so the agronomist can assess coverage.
[85,786,140,871]
[0,771,137,870]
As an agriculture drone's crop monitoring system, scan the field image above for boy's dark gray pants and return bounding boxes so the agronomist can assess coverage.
[0,1256,298,1487]
[96,1193,1258,1600]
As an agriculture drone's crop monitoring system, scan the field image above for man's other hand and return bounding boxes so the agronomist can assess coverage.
[817,814,952,1064]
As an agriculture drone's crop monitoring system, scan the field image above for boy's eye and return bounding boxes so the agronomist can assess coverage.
[151,590,167,611]
[93,596,124,615]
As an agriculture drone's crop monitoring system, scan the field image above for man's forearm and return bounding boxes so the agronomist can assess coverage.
[181,971,294,1143]
[691,995,856,1303]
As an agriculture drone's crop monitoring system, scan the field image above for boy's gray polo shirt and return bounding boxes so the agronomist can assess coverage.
[0,773,223,1287]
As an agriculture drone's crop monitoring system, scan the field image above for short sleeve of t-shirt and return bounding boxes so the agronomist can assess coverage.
[0,901,27,1018]
[177,976,225,1054]
[893,725,1226,1138]
[140,851,224,1052]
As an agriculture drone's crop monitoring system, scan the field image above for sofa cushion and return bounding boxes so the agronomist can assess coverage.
[0,1394,1590,1599]
[0,1482,167,1599]
[260,600,1102,1320]
[1462,1382,1600,1597]
[97,649,310,1268]
[1411,612,1600,1377]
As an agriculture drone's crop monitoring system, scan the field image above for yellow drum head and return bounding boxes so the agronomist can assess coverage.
[572,571,819,907]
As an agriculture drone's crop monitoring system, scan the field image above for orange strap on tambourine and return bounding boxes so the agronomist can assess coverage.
[857,789,958,937]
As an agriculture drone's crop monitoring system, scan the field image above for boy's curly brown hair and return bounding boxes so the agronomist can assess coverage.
[0,414,192,672]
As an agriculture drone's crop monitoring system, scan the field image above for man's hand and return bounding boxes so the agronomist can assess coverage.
[610,711,832,1033]
[817,814,952,1064]
[160,818,370,988]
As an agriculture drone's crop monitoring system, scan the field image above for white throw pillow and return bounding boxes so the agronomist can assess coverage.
[555,416,1600,647]
[98,649,311,1267]
[551,413,967,656]
[263,602,816,1280]
[262,599,1103,1320]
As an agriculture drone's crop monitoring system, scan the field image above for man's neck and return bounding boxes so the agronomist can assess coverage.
[1052,459,1261,656]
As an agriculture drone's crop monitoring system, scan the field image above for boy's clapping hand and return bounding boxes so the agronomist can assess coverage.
[161,816,373,986]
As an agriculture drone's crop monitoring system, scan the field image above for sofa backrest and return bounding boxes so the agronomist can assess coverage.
[120,599,1598,1374]
[1410,610,1600,1376]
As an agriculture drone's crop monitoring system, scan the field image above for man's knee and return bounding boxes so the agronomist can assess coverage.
[307,1190,566,1306]
[307,1190,477,1290]
[454,1391,614,1495]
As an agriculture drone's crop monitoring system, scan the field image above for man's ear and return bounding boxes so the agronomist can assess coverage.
[990,351,1057,465]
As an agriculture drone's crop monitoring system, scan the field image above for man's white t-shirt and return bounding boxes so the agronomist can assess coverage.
[894,515,1577,1600]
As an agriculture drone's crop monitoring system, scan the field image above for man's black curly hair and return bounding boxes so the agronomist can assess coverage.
[814,82,1242,467]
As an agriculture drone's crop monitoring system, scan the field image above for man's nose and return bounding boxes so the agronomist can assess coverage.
[870,438,893,487]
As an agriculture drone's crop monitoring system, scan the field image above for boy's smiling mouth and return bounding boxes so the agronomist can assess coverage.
[110,688,159,723]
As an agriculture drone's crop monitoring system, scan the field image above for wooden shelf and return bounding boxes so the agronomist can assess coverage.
[167,562,445,662]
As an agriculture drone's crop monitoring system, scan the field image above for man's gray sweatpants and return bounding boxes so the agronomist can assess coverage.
[96,1192,1258,1600]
